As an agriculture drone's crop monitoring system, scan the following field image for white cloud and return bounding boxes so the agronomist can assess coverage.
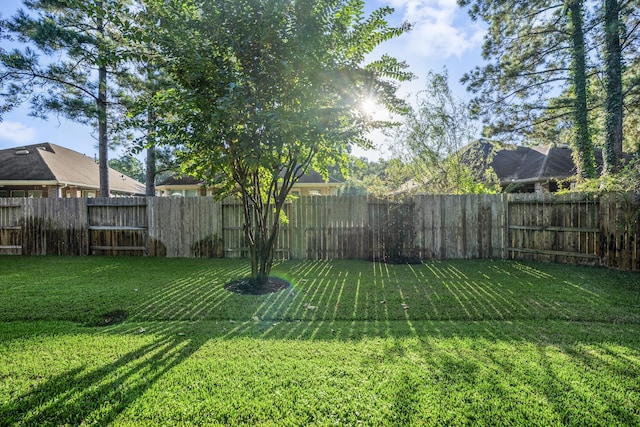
[0,121,37,144]
[386,0,485,59]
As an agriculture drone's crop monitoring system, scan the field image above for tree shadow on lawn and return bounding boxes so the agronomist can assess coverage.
[2,320,639,426]
[0,326,206,426]
[2,258,638,425]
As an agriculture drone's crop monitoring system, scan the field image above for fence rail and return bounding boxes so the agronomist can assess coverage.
[0,193,638,271]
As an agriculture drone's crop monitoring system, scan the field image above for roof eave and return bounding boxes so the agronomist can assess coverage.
[293,182,343,187]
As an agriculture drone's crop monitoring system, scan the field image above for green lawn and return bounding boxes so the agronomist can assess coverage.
[0,256,639,426]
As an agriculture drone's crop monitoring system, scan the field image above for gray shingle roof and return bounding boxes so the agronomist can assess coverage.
[0,143,145,194]
[472,141,609,183]
[157,175,202,186]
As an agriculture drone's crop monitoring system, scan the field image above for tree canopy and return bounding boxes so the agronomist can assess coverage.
[143,0,412,284]
[394,70,500,194]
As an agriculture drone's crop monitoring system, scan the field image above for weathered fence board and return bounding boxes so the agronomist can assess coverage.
[88,197,147,256]
[21,198,88,255]
[294,195,365,260]
[0,193,638,271]
[505,193,639,270]
[507,193,602,264]
[599,192,640,270]
[0,200,23,254]
[148,197,222,258]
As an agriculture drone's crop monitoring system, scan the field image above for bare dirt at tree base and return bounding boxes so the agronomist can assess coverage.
[224,277,290,295]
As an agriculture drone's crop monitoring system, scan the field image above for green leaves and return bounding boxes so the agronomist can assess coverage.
[2,0,134,124]
[147,0,411,184]
[394,69,500,194]
[141,0,411,282]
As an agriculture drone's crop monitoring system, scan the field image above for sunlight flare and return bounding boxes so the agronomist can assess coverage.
[359,96,390,120]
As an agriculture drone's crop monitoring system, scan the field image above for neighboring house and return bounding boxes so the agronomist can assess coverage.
[399,141,629,195]
[290,170,343,196]
[489,143,579,193]
[157,170,343,197]
[0,143,145,198]
[471,141,620,193]
[155,176,208,197]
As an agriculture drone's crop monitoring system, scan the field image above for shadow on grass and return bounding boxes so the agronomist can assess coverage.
[1,258,639,425]
[0,328,205,426]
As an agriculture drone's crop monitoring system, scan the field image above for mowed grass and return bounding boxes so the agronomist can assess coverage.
[0,256,639,426]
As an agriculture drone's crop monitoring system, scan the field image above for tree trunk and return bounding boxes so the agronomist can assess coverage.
[145,101,157,196]
[567,0,596,179]
[145,65,157,196]
[604,0,623,174]
[241,181,287,286]
[98,68,109,196]
[257,212,281,283]
[97,2,110,197]
[145,144,156,196]
[252,202,280,285]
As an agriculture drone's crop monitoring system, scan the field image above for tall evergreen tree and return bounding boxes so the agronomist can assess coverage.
[115,60,170,196]
[567,0,597,178]
[1,0,133,196]
[459,0,596,178]
[603,0,624,173]
[0,13,19,120]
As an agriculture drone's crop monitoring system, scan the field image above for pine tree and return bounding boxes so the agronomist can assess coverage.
[459,0,596,177]
[1,0,134,196]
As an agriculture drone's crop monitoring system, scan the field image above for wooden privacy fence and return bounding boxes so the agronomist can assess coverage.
[506,192,639,270]
[0,193,638,271]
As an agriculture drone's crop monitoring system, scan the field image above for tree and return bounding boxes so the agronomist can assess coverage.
[459,0,597,178]
[339,157,414,196]
[567,0,597,178]
[146,0,412,287]
[394,70,500,194]
[1,0,134,196]
[601,0,640,169]
[603,0,623,173]
[108,155,145,182]
[0,13,20,120]
[116,61,175,196]
[112,1,182,197]
[460,0,640,178]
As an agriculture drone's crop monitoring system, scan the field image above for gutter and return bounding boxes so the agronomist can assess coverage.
[501,176,567,185]
[0,180,58,186]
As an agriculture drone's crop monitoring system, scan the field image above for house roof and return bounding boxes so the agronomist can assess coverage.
[491,145,577,182]
[156,175,202,186]
[0,143,145,195]
[295,169,342,185]
[471,141,609,183]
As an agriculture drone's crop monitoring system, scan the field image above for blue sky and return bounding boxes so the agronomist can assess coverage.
[0,0,486,161]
